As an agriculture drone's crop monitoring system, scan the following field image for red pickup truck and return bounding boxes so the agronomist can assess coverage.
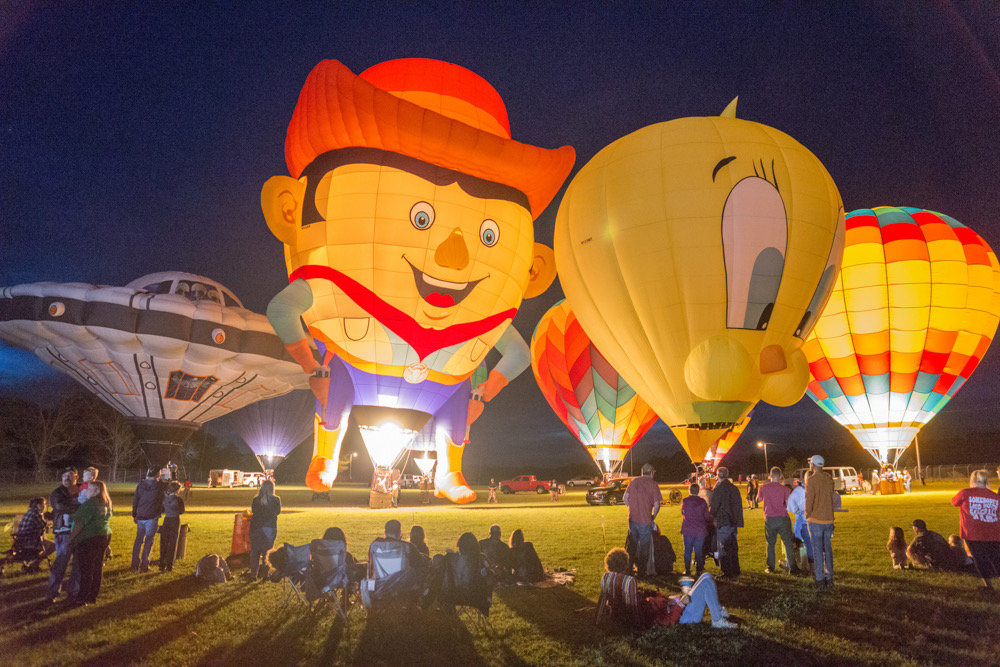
[499,475,552,494]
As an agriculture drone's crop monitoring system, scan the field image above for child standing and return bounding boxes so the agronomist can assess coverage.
[887,526,907,569]
[159,481,186,572]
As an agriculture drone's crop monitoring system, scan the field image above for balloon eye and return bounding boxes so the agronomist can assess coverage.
[410,202,435,230]
[480,219,499,247]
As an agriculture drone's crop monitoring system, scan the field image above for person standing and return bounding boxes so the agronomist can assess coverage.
[69,480,113,605]
[903,469,912,493]
[46,467,81,603]
[680,483,710,576]
[622,463,663,577]
[805,455,835,589]
[746,475,759,510]
[709,467,744,581]
[487,478,498,504]
[951,470,1000,595]
[132,468,167,572]
[787,477,813,566]
[249,479,281,579]
[159,481,186,572]
[757,467,802,575]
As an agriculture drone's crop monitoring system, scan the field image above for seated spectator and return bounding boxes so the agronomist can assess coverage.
[948,534,978,574]
[650,523,677,575]
[409,525,430,557]
[12,497,56,568]
[363,520,422,607]
[195,553,232,583]
[596,548,735,629]
[322,527,365,583]
[509,529,545,583]
[908,519,959,571]
[479,524,512,579]
[437,532,494,615]
[887,526,907,569]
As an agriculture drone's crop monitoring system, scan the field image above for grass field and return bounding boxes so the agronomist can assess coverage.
[2,480,999,666]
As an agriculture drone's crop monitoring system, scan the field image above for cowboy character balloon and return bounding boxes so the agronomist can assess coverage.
[554,99,844,462]
[264,59,574,502]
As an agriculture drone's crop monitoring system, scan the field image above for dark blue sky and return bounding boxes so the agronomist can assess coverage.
[3,3,1000,471]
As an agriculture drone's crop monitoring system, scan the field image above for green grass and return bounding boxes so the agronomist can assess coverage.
[2,482,998,666]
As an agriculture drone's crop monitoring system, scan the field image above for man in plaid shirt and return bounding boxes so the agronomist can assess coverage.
[12,497,55,568]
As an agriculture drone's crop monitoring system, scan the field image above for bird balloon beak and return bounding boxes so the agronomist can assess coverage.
[759,345,787,374]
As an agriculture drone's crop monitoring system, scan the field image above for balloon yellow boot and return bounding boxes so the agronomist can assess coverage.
[305,416,342,493]
[434,437,477,504]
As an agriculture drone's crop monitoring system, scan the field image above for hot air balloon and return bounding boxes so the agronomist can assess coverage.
[554,99,845,463]
[703,410,753,469]
[0,272,308,466]
[531,300,658,479]
[262,58,573,503]
[230,390,315,473]
[803,206,1000,466]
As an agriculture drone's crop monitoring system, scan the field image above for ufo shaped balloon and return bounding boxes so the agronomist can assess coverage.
[0,272,308,465]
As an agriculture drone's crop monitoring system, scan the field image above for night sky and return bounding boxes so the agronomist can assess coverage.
[3,3,1000,474]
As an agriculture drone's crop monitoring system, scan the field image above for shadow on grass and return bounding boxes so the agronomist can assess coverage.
[497,583,604,648]
[351,605,487,665]
[198,603,334,666]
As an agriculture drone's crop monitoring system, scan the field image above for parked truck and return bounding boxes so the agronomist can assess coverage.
[499,475,552,494]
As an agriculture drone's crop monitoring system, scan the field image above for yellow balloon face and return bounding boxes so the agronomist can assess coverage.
[286,162,535,380]
[555,115,844,461]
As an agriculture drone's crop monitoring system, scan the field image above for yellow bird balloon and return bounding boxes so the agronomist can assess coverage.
[554,100,845,462]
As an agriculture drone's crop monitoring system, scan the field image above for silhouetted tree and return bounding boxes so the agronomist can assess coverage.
[3,393,81,481]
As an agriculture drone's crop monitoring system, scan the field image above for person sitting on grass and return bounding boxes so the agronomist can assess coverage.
[907,519,959,571]
[887,527,908,569]
[509,529,545,583]
[11,497,56,571]
[597,548,736,629]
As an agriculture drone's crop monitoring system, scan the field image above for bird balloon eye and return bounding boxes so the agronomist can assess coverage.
[410,202,435,230]
[480,219,499,247]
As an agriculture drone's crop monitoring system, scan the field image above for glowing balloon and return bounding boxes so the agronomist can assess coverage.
[263,58,574,501]
[554,100,845,462]
[0,272,308,465]
[703,410,753,469]
[530,300,658,476]
[231,390,315,471]
[803,207,1000,465]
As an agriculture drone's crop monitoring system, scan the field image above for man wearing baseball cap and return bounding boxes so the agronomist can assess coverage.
[623,463,663,576]
[804,454,835,589]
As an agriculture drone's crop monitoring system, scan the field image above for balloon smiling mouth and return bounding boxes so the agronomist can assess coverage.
[404,257,485,308]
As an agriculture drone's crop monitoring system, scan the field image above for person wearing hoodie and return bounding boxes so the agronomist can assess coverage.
[804,455,836,590]
[132,468,167,572]
[159,480,186,572]
[708,467,744,581]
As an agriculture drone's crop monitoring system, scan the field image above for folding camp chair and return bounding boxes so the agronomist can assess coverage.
[594,571,640,626]
[360,539,420,614]
[270,543,312,606]
[438,551,494,630]
[308,539,351,618]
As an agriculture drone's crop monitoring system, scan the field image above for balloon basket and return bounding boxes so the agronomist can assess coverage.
[369,490,393,509]
[879,479,905,495]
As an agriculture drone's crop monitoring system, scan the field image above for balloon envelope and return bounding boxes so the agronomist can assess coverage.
[554,110,844,462]
[803,207,1000,465]
[531,300,658,474]
[0,272,308,465]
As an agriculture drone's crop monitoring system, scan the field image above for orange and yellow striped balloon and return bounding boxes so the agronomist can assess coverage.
[803,207,1000,464]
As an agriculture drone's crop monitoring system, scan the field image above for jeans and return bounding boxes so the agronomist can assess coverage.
[765,515,798,571]
[795,516,814,561]
[683,535,705,574]
[716,525,740,578]
[46,532,80,600]
[679,572,724,623]
[249,526,277,578]
[77,534,112,603]
[627,521,654,575]
[159,517,180,570]
[132,518,159,570]
[808,521,835,581]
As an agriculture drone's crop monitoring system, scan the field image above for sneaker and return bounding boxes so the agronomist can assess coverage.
[718,606,730,620]
[814,579,827,591]
[764,567,774,574]
[711,618,738,629]
[825,579,834,589]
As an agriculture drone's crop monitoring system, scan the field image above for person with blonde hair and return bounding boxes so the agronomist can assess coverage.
[69,480,112,605]
[951,469,1000,595]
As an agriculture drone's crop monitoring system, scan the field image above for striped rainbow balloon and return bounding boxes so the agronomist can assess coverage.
[531,300,658,476]
[803,206,1000,465]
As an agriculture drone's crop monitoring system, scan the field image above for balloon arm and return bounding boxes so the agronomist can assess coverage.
[476,369,509,402]
[267,279,319,373]
[489,325,530,384]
